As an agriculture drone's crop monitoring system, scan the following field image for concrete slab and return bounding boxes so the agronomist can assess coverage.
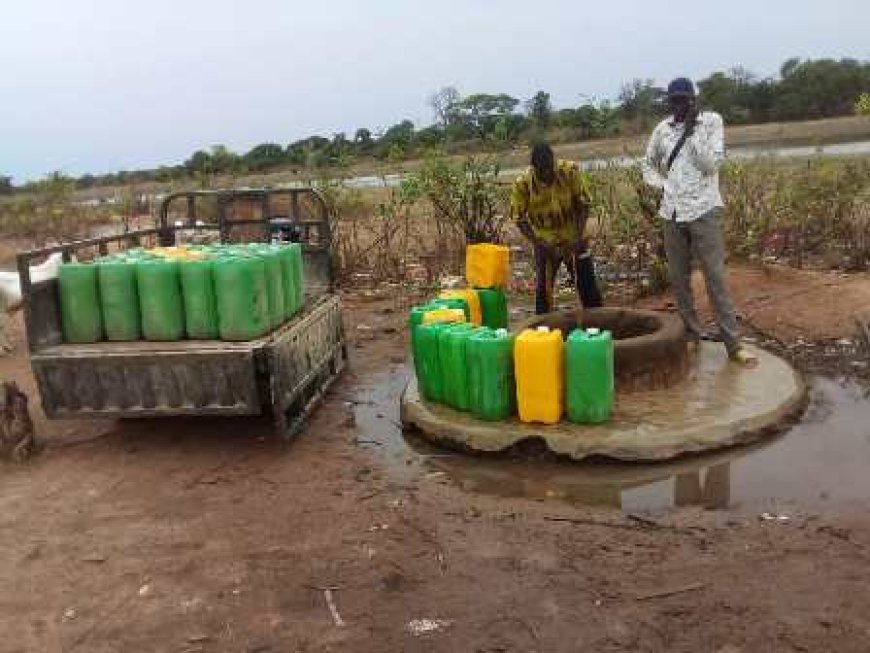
[401,343,806,461]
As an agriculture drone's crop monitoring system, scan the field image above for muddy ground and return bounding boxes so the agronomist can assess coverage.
[1,262,869,652]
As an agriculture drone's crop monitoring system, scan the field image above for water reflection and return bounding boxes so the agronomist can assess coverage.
[356,368,870,512]
[674,464,730,509]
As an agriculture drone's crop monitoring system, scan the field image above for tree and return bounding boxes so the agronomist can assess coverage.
[289,136,331,169]
[412,153,509,244]
[698,72,742,122]
[773,58,870,120]
[185,149,211,175]
[493,117,510,142]
[243,143,285,171]
[414,124,445,149]
[526,90,552,127]
[329,133,355,168]
[429,86,461,127]
[208,145,240,174]
[375,120,415,159]
[0,175,14,195]
[618,79,666,128]
[354,127,374,154]
[780,57,802,79]
[285,141,307,167]
[741,78,778,123]
[495,114,528,142]
[184,145,242,176]
[575,102,620,138]
[457,93,520,139]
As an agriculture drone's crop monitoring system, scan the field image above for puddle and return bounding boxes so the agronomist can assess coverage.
[354,367,870,511]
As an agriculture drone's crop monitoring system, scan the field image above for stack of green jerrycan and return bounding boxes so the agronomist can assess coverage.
[408,298,471,389]
[566,327,614,424]
[56,242,306,344]
[411,317,515,421]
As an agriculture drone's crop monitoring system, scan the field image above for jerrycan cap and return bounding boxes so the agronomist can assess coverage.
[495,328,508,336]
[536,326,549,333]
[587,327,601,336]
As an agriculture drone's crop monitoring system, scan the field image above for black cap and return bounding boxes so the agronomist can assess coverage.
[667,77,695,97]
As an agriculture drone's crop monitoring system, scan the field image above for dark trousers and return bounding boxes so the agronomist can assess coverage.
[534,244,602,314]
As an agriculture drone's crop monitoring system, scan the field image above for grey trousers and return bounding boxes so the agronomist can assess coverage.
[662,208,740,353]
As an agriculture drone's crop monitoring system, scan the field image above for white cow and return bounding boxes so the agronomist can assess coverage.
[0,252,64,353]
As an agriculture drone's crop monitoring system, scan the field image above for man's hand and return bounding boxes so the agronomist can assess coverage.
[517,218,555,255]
[516,218,536,243]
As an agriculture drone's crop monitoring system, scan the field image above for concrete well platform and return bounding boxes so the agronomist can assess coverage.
[400,343,806,462]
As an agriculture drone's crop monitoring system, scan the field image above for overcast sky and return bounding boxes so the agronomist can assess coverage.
[2,0,867,181]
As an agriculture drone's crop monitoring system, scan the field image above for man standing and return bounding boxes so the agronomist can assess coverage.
[642,78,756,366]
[511,143,602,314]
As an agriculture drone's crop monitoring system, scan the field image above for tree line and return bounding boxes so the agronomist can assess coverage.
[5,56,870,193]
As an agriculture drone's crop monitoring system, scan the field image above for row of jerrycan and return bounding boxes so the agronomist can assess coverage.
[410,300,514,421]
[514,326,614,425]
[57,243,304,344]
[410,308,614,424]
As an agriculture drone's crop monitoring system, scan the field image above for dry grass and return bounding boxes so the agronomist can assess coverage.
[324,155,870,285]
[3,155,869,284]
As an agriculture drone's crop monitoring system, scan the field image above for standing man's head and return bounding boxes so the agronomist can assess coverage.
[531,142,555,184]
[667,77,696,123]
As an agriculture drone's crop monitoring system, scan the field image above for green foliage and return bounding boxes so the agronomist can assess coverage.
[618,79,667,128]
[586,165,667,281]
[243,143,286,171]
[699,58,870,123]
[855,93,870,116]
[354,128,374,153]
[411,153,509,244]
[526,91,552,127]
[554,102,621,138]
[774,58,870,120]
[457,93,521,139]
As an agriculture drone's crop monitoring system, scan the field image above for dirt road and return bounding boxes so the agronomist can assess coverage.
[1,263,869,652]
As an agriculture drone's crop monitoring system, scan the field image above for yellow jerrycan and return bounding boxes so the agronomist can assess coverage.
[514,327,564,424]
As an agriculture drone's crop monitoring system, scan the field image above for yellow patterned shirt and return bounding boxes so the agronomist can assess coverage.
[510,159,592,247]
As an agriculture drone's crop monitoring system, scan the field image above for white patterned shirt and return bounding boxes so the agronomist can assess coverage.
[641,110,725,222]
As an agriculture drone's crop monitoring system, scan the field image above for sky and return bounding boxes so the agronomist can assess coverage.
[1,0,867,182]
